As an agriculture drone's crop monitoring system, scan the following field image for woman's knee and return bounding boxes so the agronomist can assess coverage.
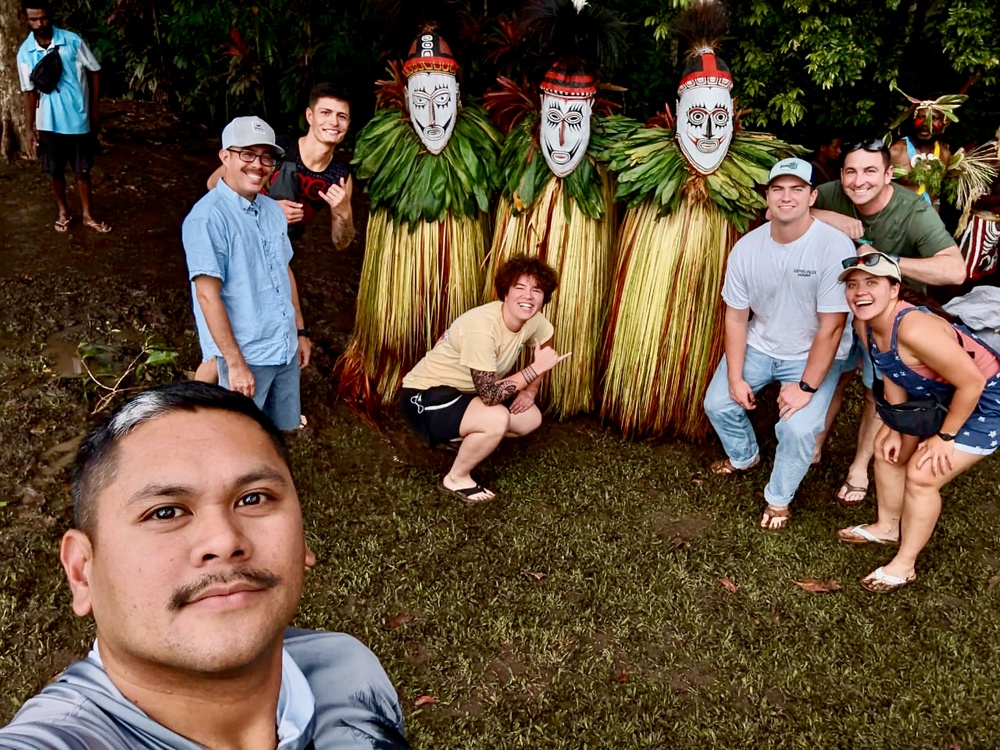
[904,457,946,491]
[481,404,512,435]
[510,405,542,436]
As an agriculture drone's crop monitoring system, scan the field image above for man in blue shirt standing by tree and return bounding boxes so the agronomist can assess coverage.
[183,116,311,431]
[16,0,110,233]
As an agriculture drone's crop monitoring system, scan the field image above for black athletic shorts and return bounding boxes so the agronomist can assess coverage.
[38,132,94,178]
[399,386,477,447]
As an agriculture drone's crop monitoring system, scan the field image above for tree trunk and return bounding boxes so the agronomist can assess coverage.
[0,0,28,161]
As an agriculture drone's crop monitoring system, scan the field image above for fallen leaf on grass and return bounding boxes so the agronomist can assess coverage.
[612,668,629,683]
[414,695,437,707]
[719,577,738,593]
[387,614,414,629]
[522,570,546,581]
[793,579,840,594]
[987,573,1000,589]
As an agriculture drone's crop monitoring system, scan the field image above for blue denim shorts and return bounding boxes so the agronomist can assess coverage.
[217,357,301,431]
[838,333,879,389]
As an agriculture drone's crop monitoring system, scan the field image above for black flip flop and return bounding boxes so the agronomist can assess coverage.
[438,482,496,505]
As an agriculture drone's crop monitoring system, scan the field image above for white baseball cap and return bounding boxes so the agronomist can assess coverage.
[221,116,284,156]
[767,158,814,187]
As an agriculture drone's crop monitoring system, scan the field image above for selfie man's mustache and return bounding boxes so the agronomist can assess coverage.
[170,568,280,610]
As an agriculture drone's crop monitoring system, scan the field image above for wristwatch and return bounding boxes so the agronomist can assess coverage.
[798,380,818,394]
[297,327,311,338]
[937,432,956,441]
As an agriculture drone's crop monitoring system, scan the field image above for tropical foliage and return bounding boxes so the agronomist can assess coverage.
[27,0,992,145]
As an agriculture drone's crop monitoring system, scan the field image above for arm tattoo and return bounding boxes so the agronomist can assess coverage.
[471,369,517,406]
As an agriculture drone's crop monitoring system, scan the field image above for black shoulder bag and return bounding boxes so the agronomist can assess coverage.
[30,46,63,95]
[872,376,951,437]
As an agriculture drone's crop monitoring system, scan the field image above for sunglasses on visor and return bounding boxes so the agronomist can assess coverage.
[840,253,894,270]
[844,138,889,155]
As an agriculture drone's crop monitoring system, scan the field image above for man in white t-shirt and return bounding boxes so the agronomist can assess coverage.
[703,158,853,530]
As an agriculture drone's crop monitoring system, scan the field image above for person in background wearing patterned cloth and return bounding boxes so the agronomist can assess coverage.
[810,130,842,186]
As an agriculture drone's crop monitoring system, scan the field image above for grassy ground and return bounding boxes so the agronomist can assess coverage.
[3,278,1000,748]
[289,396,1000,749]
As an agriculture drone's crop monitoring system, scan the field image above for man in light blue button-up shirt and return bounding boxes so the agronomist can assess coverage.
[183,116,310,430]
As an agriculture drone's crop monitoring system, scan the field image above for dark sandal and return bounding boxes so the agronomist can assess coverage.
[836,482,868,507]
[709,455,761,476]
[439,482,495,505]
[760,504,791,531]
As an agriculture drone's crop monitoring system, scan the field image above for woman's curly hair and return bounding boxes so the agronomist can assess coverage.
[494,255,559,305]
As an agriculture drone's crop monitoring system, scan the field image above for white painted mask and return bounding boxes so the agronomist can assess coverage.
[675,84,733,175]
[539,93,593,178]
[406,71,458,155]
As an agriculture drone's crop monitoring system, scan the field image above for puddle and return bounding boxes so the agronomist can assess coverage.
[41,330,84,378]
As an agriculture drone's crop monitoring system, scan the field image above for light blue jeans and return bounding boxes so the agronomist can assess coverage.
[703,345,843,508]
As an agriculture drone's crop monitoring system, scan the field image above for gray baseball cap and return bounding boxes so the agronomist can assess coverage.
[221,116,284,156]
[767,158,814,186]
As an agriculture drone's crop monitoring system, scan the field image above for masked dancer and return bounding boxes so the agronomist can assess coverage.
[601,0,796,438]
[481,0,630,417]
[337,18,500,414]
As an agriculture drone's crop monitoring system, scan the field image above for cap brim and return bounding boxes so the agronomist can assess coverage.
[837,266,899,283]
[767,175,813,187]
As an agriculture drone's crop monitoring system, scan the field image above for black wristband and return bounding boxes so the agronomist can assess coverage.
[297,327,311,338]
[798,380,818,394]
[937,432,956,442]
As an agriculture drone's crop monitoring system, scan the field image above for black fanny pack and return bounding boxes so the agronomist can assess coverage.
[872,377,951,437]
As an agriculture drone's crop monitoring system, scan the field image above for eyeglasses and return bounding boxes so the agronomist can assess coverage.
[227,148,278,167]
[844,138,888,155]
[841,253,893,270]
